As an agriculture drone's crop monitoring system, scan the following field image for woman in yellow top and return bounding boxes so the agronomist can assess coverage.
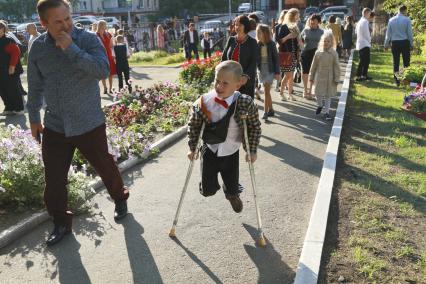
[327,15,342,50]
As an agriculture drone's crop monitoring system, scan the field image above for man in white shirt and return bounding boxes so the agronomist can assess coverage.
[26,23,41,51]
[355,8,372,81]
[183,23,199,60]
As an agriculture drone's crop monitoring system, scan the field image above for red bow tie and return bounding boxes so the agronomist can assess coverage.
[214,97,229,108]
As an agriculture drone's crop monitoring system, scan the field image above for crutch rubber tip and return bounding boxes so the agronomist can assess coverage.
[169,228,176,238]
[258,237,267,247]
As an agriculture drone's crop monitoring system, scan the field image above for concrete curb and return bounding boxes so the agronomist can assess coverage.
[130,65,182,69]
[0,125,187,249]
[293,52,354,284]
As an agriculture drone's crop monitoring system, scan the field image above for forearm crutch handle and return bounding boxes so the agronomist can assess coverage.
[241,115,266,247]
[169,122,205,238]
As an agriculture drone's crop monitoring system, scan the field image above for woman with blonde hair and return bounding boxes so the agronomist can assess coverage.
[157,24,165,50]
[274,8,303,101]
[97,20,116,94]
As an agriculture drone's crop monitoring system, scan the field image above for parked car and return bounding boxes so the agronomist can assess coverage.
[303,6,320,21]
[238,2,252,13]
[320,6,352,17]
[16,22,44,33]
[74,18,97,28]
[200,20,224,35]
[321,12,346,23]
[74,15,99,22]
[99,17,121,28]
[251,11,265,22]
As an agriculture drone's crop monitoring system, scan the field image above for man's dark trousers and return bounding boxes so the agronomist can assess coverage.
[391,40,410,74]
[186,43,199,60]
[42,124,129,229]
[356,47,370,78]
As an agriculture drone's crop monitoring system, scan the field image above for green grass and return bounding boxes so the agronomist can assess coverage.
[129,50,185,67]
[324,51,426,283]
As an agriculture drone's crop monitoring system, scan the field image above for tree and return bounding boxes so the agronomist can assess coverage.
[0,0,79,21]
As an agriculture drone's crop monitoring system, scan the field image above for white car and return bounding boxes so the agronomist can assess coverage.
[322,12,346,23]
[252,11,265,22]
[200,20,223,35]
[74,15,99,22]
[238,3,252,13]
[320,6,352,17]
[99,17,121,28]
[74,18,97,28]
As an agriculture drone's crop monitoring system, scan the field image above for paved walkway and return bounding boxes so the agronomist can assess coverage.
[0,62,346,283]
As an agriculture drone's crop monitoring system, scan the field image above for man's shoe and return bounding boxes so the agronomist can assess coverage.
[316,106,323,115]
[46,225,71,246]
[393,75,400,87]
[267,109,275,117]
[262,112,268,120]
[227,195,243,213]
[114,200,128,221]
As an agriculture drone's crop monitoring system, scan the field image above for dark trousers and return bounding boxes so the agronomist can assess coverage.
[199,146,242,197]
[203,48,212,59]
[356,47,370,78]
[391,40,410,74]
[117,66,131,92]
[42,124,129,229]
[185,43,199,60]
[0,74,24,111]
[239,82,255,99]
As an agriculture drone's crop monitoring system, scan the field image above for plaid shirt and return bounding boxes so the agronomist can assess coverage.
[188,93,261,154]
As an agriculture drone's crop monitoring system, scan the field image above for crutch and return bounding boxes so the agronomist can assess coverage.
[241,115,266,247]
[169,122,205,238]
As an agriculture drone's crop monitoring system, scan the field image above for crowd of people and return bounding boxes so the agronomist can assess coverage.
[0,0,418,247]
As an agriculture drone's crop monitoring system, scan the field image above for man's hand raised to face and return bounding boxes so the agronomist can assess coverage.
[55,31,72,50]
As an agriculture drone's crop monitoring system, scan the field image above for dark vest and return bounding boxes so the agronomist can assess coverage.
[202,100,237,144]
[0,36,23,76]
[202,38,210,50]
[113,44,129,70]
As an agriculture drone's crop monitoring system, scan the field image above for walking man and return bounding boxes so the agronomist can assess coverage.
[27,23,41,52]
[183,23,199,60]
[384,5,413,86]
[27,0,130,246]
[355,8,372,82]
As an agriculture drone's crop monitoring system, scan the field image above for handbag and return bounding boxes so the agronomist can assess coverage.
[279,52,293,68]
[278,25,295,68]
[293,63,301,83]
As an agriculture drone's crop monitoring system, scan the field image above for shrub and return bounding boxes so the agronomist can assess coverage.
[0,125,93,211]
[402,65,426,83]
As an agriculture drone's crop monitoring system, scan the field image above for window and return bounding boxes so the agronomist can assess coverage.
[79,1,87,10]
[139,0,144,8]
[147,0,150,8]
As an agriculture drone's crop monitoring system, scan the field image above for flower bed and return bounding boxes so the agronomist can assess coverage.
[179,51,222,93]
[402,85,426,121]
[1,55,220,213]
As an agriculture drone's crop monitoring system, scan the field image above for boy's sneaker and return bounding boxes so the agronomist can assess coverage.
[324,113,332,121]
[267,109,275,117]
[226,195,243,213]
[315,106,323,115]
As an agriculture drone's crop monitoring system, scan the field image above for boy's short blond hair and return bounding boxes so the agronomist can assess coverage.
[215,60,243,80]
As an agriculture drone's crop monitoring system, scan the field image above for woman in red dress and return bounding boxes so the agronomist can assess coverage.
[97,20,116,94]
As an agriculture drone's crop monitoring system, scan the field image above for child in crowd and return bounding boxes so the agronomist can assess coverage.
[114,35,132,92]
[187,60,261,213]
[256,24,280,121]
[309,31,340,121]
[117,29,132,56]
[201,32,213,59]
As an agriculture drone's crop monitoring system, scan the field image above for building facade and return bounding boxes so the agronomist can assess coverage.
[73,0,159,21]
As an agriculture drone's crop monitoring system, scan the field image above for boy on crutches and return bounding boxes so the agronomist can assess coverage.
[187,60,261,213]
